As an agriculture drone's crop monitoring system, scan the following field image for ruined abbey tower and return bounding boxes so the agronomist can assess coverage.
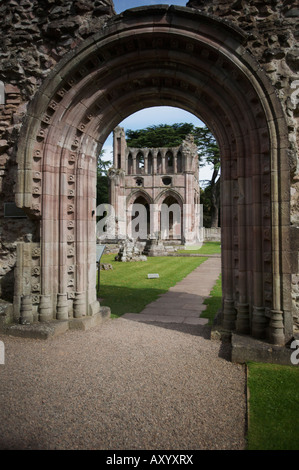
[107,126,201,245]
[0,1,298,357]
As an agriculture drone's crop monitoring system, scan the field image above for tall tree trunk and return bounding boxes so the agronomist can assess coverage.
[210,168,220,228]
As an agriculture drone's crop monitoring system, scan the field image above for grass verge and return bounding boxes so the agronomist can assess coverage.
[200,274,222,326]
[98,254,207,317]
[178,241,221,255]
[247,362,299,450]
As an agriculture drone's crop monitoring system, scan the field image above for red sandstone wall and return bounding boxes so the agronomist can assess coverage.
[187,0,299,327]
[0,0,298,327]
[0,0,115,300]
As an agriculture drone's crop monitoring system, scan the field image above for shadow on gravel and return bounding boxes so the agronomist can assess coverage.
[0,438,46,450]
[125,320,232,362]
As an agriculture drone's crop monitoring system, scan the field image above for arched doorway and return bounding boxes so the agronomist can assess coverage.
[127,193,151,240]
[15,6,291,345]
[156,190,184,242]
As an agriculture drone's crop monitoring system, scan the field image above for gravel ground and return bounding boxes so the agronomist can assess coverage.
[0,318,246,450]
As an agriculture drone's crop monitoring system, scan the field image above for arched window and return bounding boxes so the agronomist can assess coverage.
[137,152,144,174]
[177,151,182,173]
[130,195,151,239]
[128,153,133,175]
[148,152,153,174]
[166,151,173,173]
[160,194,182,240]
[157,152,162,174]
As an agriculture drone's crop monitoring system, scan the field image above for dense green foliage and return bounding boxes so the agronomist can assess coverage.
[96,151,111,206]
[126,123,194,148]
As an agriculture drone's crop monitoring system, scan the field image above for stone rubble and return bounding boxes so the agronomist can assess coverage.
[115,237,148,263]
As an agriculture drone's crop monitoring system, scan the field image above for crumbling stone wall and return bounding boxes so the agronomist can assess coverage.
[187,0,299,327]
[0,0,298,331]
[0,0,115,300]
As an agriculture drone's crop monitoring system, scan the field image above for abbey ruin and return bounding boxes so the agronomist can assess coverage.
[105,126,201,245]
[0,1,298,359]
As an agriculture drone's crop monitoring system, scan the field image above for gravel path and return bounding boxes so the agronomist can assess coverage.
[0,317,246,450]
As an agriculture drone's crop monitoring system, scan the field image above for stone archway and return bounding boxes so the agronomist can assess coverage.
[15,6,291,345]
[127,190,153,240]
[155,189,184,242]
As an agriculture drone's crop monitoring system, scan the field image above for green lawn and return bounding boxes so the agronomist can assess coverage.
[200,274,222,326]
[98,254,207,317]
[247,362,299,450]
[178,241,221,255]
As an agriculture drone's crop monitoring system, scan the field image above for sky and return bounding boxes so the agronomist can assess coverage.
[113,0,188,14]
[102,1,214,183]
[101,107,214,184]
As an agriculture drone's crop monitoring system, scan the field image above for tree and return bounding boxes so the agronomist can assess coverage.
[96,150,111,206]
[193,126,220,228]
[126,122,221,227]
[126,123,194,148]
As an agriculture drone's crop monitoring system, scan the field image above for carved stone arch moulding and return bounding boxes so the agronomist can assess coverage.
[127,189,154,208]
[15,6,291,344]
[155,188,184,208]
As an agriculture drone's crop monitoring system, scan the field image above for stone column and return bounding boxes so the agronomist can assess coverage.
[221,156,237,332]
[251,165,268,338]
[58,169,71,319]
[40,158,59,322]
[56,293,68,321]
[161,150,166,174]
[73,292,86,318]
[133,152,137,175]
[235,174,250,335]
[39,294,53,322]
[75,155,88,318]
[174,152,177,173]
[269,310,285,345]
[184,172,194,243]
[151,203,160,239]
[20,295,33,324]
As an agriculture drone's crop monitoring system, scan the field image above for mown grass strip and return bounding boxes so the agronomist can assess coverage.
[200,274,222,326]
[98,254,207,317]
[178,241,221,255]
[246,361,299,450]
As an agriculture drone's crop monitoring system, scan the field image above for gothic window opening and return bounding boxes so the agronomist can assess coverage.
[148,152,153,174]
[137,152,144,174]
[177,151,182,173]
[157,152,162,174]
[128,153,133,175]
[166,151,174,174]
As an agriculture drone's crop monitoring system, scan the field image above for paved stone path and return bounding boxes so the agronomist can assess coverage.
[123,257,222,325]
